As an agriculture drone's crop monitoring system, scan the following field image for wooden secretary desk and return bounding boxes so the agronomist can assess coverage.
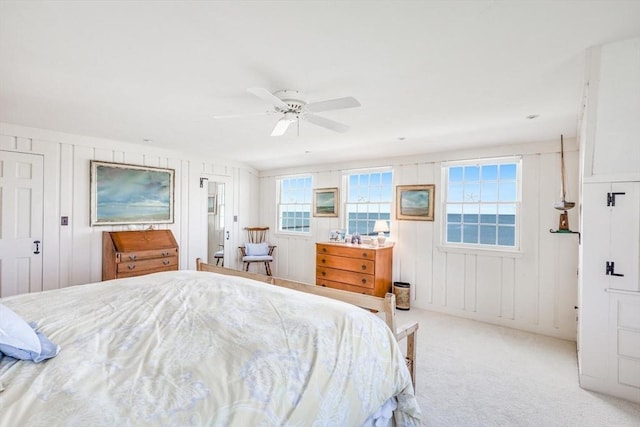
[102,230,179,280]
[315,242,393,297]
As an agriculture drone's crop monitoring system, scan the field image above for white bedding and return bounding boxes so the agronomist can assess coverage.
[0,270,421,426]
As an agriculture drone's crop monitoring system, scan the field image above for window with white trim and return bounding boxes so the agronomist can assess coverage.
[344,170,393,236]
[277,175,312,233]
[443,158,521,248]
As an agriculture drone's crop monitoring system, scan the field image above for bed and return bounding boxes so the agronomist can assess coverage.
[0,262,421,426]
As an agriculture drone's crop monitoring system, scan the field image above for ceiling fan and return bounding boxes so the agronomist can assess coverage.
[214,88,361,136]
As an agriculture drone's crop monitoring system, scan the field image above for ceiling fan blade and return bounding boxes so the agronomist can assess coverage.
[305,114,349,133]
[305,96,360,113]
[247,87,289,110]
[271,117,292,136]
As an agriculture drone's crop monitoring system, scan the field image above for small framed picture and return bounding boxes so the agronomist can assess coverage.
[329,229,346,242]
[396,184,435,221]
[313,187,339,217]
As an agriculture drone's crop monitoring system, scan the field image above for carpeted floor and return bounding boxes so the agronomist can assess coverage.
[395,308,640,426]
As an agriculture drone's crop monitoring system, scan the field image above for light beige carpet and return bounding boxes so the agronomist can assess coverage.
[395,308,640,426]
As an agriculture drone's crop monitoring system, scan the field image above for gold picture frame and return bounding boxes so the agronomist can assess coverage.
[396,184,435,221]
[313,187,339,217]
[90,160,175,226]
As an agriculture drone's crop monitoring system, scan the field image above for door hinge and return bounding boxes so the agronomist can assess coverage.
[606,192,625,206]
[200,177,208,188]
[605,261,624,277]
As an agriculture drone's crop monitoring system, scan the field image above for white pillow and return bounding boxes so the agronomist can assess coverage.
[245,242,269,256]
[0,304,41,354]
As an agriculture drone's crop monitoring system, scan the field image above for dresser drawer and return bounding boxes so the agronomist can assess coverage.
[316,254,374,274]
[317,279,376,295]
[116,257,178,275]
[116,248,177,262]
[316,266,374,289]
[317,244,374,260]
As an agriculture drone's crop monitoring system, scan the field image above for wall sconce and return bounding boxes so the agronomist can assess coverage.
[373,220,389,245]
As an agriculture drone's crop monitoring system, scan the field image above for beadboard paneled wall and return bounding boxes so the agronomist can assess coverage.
[259,141,579,340]
[0,123,259,290]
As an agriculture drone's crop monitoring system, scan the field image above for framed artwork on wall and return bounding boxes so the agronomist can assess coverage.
[396,184,435,221]
[313,187,339,217]
[90,161,175,226]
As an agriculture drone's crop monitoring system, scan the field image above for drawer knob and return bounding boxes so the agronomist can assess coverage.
[321,271,326,276]
[322,247,327,253]
[129,254,137,260]
[162,251,169,256]
[362,252,368,258]
[321,284,326,287]
[361,264,367,270]
[128,264,136,270]
[361,278,367,284]
[321,258,326,264]
[163,260,170,265]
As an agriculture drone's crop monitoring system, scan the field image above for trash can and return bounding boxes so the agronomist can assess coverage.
[393,282,411,310]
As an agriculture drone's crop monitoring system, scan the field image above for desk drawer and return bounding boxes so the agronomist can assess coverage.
[317,244,374,260]
[116,248,177,262]
[316,266,374,289]
[316,254,374,274]
[116,257,178,274]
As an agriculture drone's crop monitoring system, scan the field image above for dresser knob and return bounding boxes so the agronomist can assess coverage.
[361,278,367,284]
[321,271,326,276]
[128,264,136,270]
[163,260,170,265]
[321,258,326,264]
[362,253,368,258]
[129,254,137,260]
[361,264,367,270]
[322,247,327,253]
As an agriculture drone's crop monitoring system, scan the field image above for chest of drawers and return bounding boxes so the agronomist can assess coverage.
[102,230,179,280]
[316,242,393,297]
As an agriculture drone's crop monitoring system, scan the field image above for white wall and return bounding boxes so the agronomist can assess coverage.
[0,122,259,289]
[259,140,580,340]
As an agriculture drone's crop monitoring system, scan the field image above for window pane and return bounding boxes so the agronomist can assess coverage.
[481,182,498,202]
[448,183,463,202]
[480,225,497,244]
[449,167,463,182]
[464,166,480,181]
[447,224,462,242]
[499,182,517,201]
[482,165,498,180]
[498,226,515,246]
[463,224,479,243]
[499,164,516,179]
[464,183,480,202]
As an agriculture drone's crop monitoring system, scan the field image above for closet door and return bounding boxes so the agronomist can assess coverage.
[0,150,44,296]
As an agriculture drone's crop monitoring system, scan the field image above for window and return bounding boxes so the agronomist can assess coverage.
[277,176,312,233]
[344,170,393,236]
[443,158,520,248]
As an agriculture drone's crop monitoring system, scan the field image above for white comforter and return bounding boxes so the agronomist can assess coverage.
[0,270,421,426]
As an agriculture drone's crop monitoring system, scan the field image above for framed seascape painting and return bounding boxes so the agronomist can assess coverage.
[313,187,339,217]
[90,161,175,226]
[396,184,435,221]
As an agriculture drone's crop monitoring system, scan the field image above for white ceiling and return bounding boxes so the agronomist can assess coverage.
[1,1,639,171]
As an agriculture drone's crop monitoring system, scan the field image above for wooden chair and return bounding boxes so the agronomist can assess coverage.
[238,226,276,276]
[196,258,419,386]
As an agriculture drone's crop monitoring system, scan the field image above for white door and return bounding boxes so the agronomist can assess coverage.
[0,150,44,297]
